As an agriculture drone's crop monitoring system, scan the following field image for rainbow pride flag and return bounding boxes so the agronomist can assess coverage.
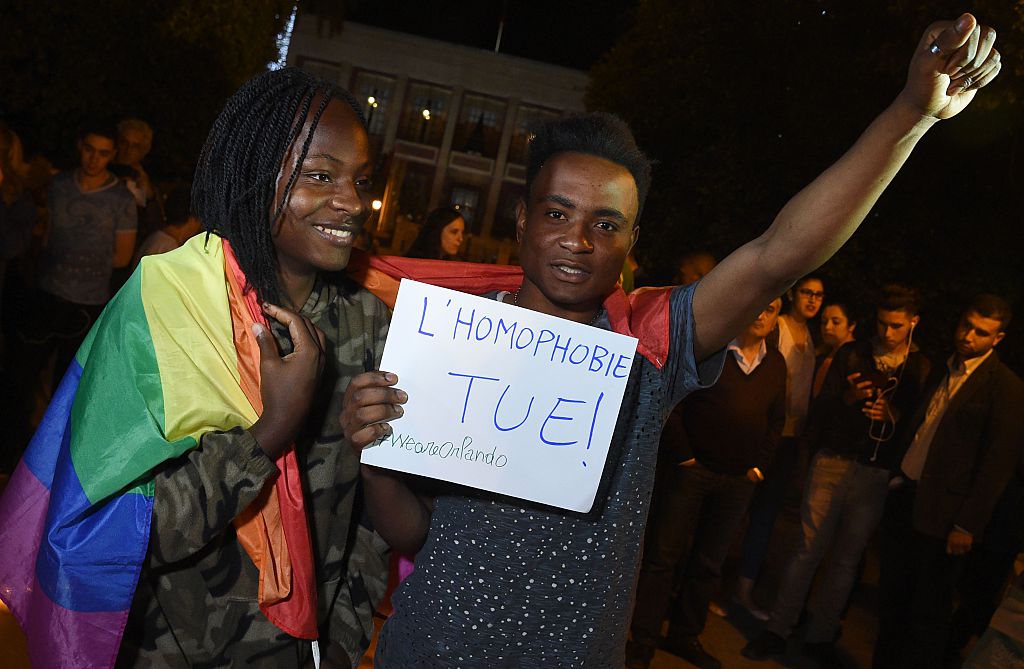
[0,235,316,668]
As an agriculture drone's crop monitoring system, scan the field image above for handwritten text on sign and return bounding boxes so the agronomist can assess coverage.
[360,279,638,512]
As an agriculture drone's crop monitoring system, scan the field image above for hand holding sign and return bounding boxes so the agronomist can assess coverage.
[359,280,638,512]
[341,371,406,451]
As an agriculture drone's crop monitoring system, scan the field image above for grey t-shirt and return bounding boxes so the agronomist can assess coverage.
[376,282,725,668]
[38,171,137,305]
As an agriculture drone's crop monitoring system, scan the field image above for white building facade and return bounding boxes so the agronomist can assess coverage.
[287,17,588,261]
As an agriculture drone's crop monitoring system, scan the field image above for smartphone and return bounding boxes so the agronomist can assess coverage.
[862,369,895,392]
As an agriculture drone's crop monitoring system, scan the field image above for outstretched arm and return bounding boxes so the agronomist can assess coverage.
[693,14,1000,360]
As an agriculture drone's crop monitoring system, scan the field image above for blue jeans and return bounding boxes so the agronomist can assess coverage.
[765,452,890,643]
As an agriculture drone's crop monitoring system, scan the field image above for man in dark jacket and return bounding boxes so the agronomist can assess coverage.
[628,298,787,669]
[744,284,931,667]
[873,294,1024,669]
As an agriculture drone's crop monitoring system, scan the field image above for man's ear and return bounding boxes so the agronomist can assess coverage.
[629,226,640,253]
[910,316,920,330]
[514,198,527,244]
[993,331,1006,348]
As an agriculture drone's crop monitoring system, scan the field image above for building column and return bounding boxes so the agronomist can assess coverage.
[428,86,464,211]
[480,98,519,239]
[381,74,408,154]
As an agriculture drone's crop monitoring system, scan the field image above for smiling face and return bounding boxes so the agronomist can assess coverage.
[440,216,465,257]
[271,98,372,297]
[515,152,639,321]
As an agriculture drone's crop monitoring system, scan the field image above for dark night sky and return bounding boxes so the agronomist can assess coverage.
[344,0,635,70]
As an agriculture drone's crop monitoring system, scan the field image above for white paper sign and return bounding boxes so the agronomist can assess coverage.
[360,279,639,512]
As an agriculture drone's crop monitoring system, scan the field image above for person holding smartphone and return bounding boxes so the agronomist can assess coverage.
[744,283,932,665]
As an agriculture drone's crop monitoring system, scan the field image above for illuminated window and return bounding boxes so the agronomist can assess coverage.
[453,93,506,158]
[508,105,561,165]
[351,70,396,137]
[397,82,452,147]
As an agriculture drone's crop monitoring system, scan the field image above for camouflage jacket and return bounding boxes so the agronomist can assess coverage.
[118,276,391,669]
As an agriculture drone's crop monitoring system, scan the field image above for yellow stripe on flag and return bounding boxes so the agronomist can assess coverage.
[139,235,259,442]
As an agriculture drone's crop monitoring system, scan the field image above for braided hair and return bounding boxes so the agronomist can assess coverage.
[192,67,366,304]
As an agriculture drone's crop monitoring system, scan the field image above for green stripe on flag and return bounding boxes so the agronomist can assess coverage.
[70,269,194,505]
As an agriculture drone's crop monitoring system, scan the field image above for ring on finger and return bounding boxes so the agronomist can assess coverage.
[928,41,942,55]
[961,75,974,89]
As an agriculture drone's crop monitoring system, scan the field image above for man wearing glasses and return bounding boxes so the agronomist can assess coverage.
[744,284,933,667]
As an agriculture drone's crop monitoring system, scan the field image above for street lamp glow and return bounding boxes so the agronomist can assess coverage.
[371,199,383,211]
[421,108,431,120]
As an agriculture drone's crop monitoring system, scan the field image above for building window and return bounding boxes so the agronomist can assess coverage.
[295,57,342,84]
[394,160,435,225]
[508,105,561,165]
[453,93,506,158]
[351,70,396,138]
[449,185,481,230]
[397,82,452,147]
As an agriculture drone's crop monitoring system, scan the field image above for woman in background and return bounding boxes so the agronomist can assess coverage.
[405,206,465,260]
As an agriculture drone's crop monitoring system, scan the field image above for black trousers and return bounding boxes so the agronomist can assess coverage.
[873,482,966,669]
[629,462,756,659]
[948,474,1024,651]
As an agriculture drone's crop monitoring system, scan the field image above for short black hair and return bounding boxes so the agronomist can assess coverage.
[793,274,826,291]
[78,119,119,144]
[878,283,922,317]
[525,112,652,225]
[822,296,859,328]
[192,67,365,304]
[783,274,826,315]
[966,293,1013,331]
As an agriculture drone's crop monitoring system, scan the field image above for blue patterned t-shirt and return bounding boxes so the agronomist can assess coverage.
[375,282,725,668]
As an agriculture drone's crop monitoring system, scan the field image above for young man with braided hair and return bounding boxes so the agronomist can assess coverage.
[0,68,391,668]
[341,14,1002,668]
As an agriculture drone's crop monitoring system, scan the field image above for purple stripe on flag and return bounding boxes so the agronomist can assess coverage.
[22,578,128,669]
[0,458,51,621]
[0,451,132,669]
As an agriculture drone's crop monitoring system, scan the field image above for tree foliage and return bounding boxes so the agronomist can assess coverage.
[0,0,295,175]
[588,1,1024,367]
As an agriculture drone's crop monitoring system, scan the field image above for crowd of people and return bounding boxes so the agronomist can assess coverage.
[0,115,451,461]
[628,273,1024,669]
[0,117,206,459]
[0,11,1020,669]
